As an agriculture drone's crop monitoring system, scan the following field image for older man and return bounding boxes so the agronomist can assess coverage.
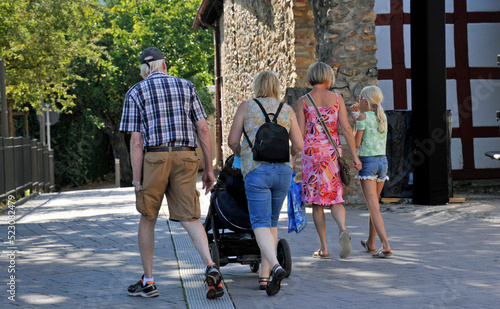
[119,47,223,299]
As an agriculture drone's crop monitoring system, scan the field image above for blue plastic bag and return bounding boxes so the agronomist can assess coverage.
[288,171,307,233]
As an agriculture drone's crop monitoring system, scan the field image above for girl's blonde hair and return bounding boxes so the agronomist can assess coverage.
[140,59,164,79]
[360,85,387,133]
[254,70,280,100]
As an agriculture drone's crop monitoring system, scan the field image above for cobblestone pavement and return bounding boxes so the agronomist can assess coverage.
[1,182,499,309]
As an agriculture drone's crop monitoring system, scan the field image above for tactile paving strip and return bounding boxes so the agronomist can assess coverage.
[168,220,235,309]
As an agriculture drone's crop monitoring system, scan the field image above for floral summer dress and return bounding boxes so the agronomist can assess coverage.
[301,93,344,205]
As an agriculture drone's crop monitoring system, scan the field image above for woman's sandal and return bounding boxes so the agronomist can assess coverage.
[313,249,330,259]
[360,239,376,253]
[259,277,270,290]
[266,264,287,296]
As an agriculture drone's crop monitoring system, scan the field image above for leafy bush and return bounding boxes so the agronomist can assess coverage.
[50,109,113,189]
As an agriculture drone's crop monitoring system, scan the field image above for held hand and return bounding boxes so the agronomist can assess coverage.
[353,157,362,171]
[202,170,215,195]
[291,155,298,171]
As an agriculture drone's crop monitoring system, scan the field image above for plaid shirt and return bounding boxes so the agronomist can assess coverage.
[119,71,207,148]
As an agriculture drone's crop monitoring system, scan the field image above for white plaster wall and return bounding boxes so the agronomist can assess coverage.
[467,0,500,12]
[468,23,500,67]
[475,138,500,168]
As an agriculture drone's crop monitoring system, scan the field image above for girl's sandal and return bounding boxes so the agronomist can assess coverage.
[259,277,270,290]
[372,248,393,258]
[361,239,376,253]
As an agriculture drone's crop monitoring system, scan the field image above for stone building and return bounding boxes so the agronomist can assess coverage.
[194,0,500,204]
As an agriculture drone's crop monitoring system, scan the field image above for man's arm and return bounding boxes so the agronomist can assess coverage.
[130,132,144,191]
[195,119,215,194]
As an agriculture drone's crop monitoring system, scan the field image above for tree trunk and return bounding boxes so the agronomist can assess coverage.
[101,120,132,187]
[8,100,14,137]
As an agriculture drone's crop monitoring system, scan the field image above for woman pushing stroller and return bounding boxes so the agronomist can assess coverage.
[228,70,303,296]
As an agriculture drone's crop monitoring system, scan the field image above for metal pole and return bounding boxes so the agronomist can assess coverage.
[39,100,45,146]
[45,104,51,150]
[115,159,120,188]
[0,60,8,137]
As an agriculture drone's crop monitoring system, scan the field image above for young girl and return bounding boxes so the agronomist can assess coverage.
[352,85,392,258]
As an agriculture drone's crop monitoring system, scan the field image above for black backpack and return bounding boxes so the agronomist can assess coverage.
[243,99,290,163]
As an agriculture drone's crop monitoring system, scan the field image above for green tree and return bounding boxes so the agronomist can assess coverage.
[0,0,103,112]
[71,0,214,185]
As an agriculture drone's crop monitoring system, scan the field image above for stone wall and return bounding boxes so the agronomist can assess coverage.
[309,0,378,103]
[220,0,296,158]
[218,0,378,204]
[293,0,317,86]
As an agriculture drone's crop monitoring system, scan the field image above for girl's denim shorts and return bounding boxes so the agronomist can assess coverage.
[356,155,389,182]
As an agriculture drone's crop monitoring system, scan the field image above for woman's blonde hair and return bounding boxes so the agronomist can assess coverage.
[140,59,164,79]
[254,70,280,99]
[360,85,387,133]
[307,62,335,86]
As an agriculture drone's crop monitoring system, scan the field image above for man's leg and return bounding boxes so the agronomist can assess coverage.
[127,215,159,298]
[181,219,224,299]
[138,215,158,278]
[180,219,213,265]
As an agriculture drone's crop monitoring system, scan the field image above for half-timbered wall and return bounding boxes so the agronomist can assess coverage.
[375,0,500,179]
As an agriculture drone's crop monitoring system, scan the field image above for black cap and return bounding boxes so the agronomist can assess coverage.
[140,47,165,66]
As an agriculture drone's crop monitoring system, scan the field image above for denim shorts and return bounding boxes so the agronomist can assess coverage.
[357,156,389,182]
[244,163,293,229]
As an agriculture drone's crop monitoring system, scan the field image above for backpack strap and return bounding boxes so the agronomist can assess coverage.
[272,102,285,124]
[254,98,285,124]
[243,127,253,148]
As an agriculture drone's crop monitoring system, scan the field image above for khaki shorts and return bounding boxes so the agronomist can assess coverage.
[135,150,200,221]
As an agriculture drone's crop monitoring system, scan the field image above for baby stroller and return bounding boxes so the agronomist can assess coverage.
[204,155,292,276]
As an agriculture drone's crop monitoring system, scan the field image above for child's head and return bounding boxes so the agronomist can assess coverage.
[359,85,387,133]
[359,85,383,110]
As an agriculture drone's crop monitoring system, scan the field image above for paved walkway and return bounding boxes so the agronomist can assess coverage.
[1,180,500,308]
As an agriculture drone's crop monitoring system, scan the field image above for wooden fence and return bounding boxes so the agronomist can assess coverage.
[0,137,54,203]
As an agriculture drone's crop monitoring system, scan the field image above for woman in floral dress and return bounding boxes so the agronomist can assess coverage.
[295,62,362,259]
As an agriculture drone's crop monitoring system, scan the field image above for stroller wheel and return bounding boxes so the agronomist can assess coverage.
[277,239,292,278]
[209,243,220,268]
[249,262,260,273]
